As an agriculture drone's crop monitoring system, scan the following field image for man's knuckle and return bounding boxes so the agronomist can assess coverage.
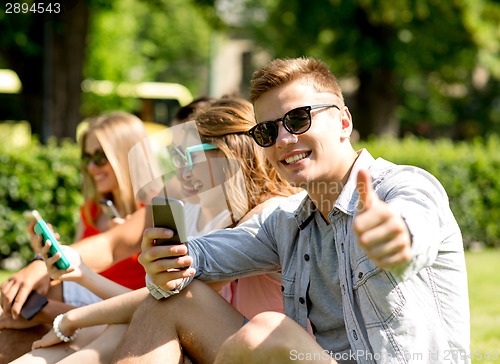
[401,249,412,262]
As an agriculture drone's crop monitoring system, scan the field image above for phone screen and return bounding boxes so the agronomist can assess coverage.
[20,290,49,320]
[151,197,186,245]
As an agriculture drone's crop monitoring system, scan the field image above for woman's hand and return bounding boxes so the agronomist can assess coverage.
[29,219,61,254]
[27,219,40,253]
[30,313,76,350]
[40,243,89,283]
[31,328,62,349]
[32,312,78,349]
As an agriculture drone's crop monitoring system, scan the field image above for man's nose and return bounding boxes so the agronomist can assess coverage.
[275,123,298,148]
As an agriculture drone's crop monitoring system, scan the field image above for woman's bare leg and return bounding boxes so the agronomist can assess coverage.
[9,325,106,364]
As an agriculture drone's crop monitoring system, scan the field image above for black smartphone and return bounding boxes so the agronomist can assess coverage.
[99,199,121,218]
[20,290,49,321]
[151,197,187,245]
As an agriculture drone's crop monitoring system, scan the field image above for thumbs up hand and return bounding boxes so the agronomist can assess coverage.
[356,169,375,213]
[353,169,412,270]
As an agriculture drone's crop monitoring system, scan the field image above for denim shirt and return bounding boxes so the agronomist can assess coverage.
[147,149,470,363]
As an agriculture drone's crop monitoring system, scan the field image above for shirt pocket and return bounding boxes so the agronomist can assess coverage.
[281,273,296,318]
[352,256,406,328]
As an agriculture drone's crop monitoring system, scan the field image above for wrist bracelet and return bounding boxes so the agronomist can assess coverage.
[53,314,80,342]
[30,254,44,263]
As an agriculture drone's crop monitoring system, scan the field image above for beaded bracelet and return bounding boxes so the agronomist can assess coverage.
[53,314,80,342]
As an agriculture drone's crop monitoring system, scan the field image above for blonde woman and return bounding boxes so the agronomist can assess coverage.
[72,112,148,292]
[0,112,150,362]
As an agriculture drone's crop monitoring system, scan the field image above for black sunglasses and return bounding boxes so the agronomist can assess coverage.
[246,104,340,147]
[82,150,108,166]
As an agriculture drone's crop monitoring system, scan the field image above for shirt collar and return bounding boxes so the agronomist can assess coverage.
[294,149,375,229]
[333,149,375,217]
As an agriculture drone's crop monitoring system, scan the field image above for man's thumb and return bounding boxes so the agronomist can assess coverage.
[356,169,374,212]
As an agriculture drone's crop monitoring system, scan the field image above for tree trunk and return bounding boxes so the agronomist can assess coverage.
[2,15,45,142]
[3,1,89,143]
[352,68,400,139]
[48,0,90,142]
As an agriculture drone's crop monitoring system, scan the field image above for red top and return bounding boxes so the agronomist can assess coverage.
[80,201,146,290]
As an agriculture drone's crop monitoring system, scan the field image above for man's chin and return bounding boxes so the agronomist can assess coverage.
[285,174,311,190]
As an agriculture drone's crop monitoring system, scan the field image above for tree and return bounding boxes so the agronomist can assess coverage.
[0,0,213,142]
[0,0,95,143]
[83,0,213,98]
[213,0,500,139]
[80,0,213,119]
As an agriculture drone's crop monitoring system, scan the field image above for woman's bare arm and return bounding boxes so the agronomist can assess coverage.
[31,288,150,350]
[71,208,146,272]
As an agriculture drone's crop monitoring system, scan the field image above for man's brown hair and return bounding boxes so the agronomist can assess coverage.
[250,57,344,105]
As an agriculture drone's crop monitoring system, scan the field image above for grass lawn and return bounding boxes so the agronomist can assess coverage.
[0,250,499,361]
[0,269,14,285]
[466,249,500,363]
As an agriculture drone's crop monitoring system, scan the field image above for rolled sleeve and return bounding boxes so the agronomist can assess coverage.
[145,274,192,300]
[187,213,281,282]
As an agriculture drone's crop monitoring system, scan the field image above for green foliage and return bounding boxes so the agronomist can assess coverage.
[237,0,500,138]
[82,0,213,116]
[356,136,500,247]
[0,137,82,263]
[0,270,14,284]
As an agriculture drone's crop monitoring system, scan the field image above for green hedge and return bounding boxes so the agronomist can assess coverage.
[0,137,82,264]
[356,136,500,248]
[0,135,498,266]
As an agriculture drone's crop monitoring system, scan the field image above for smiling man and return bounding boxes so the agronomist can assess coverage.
[111,57,470,364]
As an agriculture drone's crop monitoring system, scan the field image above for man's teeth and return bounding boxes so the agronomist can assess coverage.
[285,152,308,164]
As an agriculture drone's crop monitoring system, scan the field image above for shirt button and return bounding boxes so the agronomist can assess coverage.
[304,254,310,261]
[299,297,305,304]
[281,285,284,292]
[358,272,363,279]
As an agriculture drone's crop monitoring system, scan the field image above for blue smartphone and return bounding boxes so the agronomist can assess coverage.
[28,210,71,270]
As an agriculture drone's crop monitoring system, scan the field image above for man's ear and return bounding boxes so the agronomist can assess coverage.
[340,107,353,140]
